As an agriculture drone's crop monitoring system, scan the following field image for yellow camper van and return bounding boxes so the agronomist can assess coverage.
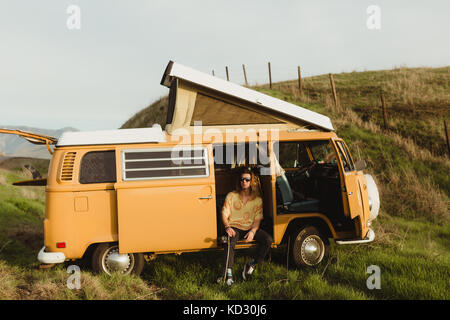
[1,61,380,276]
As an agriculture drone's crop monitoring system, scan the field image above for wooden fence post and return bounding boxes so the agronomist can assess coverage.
[380,92,389,130]
[225,66,229,81]
[445,119,450,157]
[268,62,272,89]
[297,66,303,95]
[242,64,248,86]
[329,73,339,109]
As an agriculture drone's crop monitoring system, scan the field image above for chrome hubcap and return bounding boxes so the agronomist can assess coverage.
[102,246,135,275]
[301,235,324,266]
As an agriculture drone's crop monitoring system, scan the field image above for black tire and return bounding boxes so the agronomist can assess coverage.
[289,226,329,268]
[91,243,144,276]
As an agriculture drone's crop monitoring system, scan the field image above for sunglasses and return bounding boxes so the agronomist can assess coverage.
[240,178,251,182]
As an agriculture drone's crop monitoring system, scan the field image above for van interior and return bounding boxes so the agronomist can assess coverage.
[275,140,353,232]
[213,143,274,239]
[213,140,355,239]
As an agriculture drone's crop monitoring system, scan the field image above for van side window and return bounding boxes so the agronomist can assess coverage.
[122,147,209,180]
[79,151,116,184]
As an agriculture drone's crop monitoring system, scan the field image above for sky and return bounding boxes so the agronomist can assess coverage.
[0,0,449,131]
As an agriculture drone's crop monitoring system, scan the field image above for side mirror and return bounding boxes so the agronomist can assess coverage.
[354,160,367,171]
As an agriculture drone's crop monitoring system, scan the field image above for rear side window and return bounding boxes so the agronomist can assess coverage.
[79,151,116,184]
[122,147,209,181]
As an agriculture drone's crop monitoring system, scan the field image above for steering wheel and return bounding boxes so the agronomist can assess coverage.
[290,161,317,183]
[298,160,317,174]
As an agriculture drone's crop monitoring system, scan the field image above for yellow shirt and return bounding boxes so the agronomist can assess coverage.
[222,191,263,231]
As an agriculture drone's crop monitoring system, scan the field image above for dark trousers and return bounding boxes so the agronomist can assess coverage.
[221,227,273,276]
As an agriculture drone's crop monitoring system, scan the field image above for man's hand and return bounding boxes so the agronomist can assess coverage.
[226,227,236,238]
[244,230,255,242]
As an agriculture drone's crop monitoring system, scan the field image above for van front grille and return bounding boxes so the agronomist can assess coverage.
[60,152,76,181]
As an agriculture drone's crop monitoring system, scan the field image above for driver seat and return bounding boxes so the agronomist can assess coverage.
[276,174,320,213]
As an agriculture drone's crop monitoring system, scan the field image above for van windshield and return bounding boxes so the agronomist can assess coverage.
[308,141,336,165]
[273,141,310,168]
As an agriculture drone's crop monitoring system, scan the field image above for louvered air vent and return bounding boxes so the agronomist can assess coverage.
[60,152,76,181]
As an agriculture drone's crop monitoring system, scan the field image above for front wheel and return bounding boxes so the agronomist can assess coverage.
[92,243,144,276]
[290,226,329,268]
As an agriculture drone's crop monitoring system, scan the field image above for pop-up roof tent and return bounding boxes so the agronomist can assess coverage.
[161,61,334,134]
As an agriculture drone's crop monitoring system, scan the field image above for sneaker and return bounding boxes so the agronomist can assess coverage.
[242,263,255,281]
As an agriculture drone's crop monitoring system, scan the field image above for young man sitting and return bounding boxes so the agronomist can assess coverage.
[219,168,273,286]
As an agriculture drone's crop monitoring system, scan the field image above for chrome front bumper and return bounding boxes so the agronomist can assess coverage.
[335,228,375,245]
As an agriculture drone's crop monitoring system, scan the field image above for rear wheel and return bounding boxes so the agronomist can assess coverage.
[290,226,329,268]
[92,243,144,276]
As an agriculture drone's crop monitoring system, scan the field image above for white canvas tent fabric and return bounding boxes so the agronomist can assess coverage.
[161,61,334,132]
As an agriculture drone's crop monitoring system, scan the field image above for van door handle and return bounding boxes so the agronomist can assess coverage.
[348,192,353,195]
[199,195,213,200]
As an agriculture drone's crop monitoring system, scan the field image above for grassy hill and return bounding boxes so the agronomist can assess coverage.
[273,66,450,157]
[258,67,450,224]
[121,96,168,130]
[1,66,449,300]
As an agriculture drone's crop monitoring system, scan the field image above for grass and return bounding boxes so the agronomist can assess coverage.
[140,215,449,300]
[1,66,449,300]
